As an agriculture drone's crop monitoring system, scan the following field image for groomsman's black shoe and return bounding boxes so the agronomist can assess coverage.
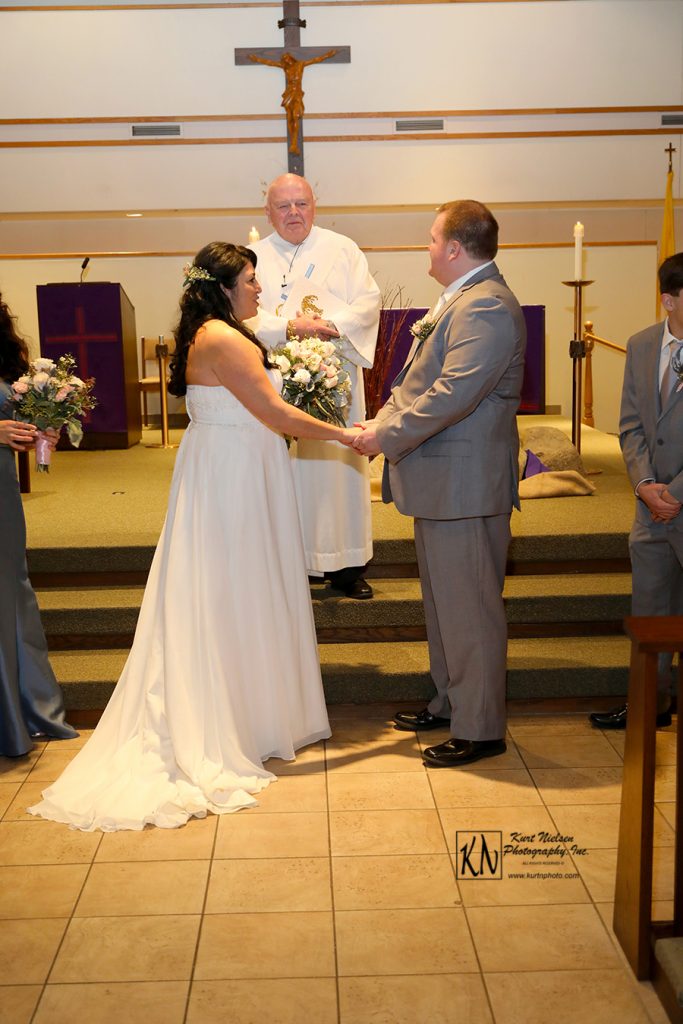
[394,709,451,732]
[422,738,507,768]
[589,702,673,730]
[343,578,373,600]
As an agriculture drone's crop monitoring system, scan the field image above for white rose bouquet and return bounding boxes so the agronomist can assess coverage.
[11,354,97,471]
[271,337,352,428]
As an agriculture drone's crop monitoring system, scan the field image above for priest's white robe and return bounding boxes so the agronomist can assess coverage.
[247,226,380,573]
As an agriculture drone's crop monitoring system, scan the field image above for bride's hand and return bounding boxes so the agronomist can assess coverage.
[0,419,37,451]
[339,427,363,447]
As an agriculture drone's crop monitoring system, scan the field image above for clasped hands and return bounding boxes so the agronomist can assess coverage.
[339,420,381,456]
[638,481,682,523]
[0,420,59,453]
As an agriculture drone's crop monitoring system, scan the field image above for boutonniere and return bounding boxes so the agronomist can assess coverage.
[409,316,436,342]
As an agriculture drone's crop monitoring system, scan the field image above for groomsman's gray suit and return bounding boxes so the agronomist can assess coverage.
[620,322,683,695]
[374,263,526,740]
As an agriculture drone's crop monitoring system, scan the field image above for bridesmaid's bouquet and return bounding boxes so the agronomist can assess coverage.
[271,337,351,427]
[11,354,97,471]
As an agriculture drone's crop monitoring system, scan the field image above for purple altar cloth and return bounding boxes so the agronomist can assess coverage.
[377,305,545,414]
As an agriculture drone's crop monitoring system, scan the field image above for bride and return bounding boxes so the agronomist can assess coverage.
[30,242,360,831]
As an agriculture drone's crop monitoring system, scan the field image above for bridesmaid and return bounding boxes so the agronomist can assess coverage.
[0,291,77,757]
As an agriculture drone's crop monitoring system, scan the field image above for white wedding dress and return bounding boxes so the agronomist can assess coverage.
[29,373,331,831]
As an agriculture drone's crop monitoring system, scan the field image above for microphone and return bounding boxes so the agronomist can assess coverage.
[80,257,90,283]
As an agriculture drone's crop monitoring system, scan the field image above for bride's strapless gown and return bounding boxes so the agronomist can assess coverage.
[29,374,331,831]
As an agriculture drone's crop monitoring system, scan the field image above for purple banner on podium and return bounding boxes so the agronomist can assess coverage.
[37,282,141,448]
[376,305,545,414]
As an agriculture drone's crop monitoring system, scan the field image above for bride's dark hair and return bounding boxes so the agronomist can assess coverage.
[169,241,268,397]
[0,292,30,382]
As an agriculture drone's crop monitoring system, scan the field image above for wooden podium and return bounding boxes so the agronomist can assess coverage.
[36,282,142,449]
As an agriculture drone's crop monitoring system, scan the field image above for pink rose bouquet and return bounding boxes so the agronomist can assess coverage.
[11,354,97,471]
[270,337,351,427]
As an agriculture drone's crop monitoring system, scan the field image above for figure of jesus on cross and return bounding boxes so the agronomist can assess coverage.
[235,0,350,174]
[249,49,337,157]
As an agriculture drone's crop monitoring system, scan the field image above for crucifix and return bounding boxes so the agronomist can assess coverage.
[665,142,677,173]
[235,0,350,175]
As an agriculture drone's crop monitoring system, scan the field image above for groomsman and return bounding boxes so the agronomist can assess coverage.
[590,252,683,730]
[247,174,380,599]
[353,200,526,766]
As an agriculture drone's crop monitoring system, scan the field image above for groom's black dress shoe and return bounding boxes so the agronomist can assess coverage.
[589,702,672,730]
[422,738,507,768]
[394,709,451,732]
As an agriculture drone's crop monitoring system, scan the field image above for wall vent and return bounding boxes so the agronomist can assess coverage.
[395,118,444,132]
[661,115,683,126]
[131,124,182,137]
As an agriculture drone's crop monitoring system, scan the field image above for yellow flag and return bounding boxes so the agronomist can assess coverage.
[657,168,676,313]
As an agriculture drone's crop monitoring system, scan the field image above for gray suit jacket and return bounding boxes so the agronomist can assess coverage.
[620,321,683,532]
[375,262,527,520]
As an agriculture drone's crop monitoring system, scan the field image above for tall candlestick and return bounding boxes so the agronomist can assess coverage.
[573,222,584,281]
[248,226,260,245]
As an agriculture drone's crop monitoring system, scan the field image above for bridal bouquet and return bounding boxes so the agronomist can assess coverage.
[271,337,351,427]
[11,354,97,471]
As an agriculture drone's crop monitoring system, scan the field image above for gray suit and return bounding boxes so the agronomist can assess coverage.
[620,322,683,695]
[375,262,526,740]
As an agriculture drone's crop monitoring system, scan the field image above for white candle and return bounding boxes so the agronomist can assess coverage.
[573,222,584,281]
[248,226,260,245]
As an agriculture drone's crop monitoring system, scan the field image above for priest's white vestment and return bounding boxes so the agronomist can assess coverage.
[247,226,380,573]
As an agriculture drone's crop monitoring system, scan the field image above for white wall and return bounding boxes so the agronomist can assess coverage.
[1,1,682,211]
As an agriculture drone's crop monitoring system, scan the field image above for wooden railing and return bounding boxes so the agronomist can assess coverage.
[581,320,626,427]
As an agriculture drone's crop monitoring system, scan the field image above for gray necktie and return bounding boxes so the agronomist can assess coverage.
[431,293,446,319]
[661,340,683,407]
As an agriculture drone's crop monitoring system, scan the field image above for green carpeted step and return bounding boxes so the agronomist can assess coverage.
[53,635,631,711]
[38,587,144,638]
[50,649,129,710]
[315,575,632,627]
[319,637,631,703]
[502,574,632,623]
[38,574,632,647]
[28,530,630,579]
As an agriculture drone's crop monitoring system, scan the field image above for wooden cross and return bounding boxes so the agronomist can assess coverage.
[665,142,677,173]
[235,0,350,175]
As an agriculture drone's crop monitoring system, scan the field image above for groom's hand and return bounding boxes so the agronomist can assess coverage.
[352,421,381,456]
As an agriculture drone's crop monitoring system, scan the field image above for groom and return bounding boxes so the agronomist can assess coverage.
[353,200,526,767]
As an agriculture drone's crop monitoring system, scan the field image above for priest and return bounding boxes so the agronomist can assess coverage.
[246,173,381,598]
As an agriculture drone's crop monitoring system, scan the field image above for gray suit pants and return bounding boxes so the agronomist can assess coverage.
[629,518,683,697]
[415,513,510,741]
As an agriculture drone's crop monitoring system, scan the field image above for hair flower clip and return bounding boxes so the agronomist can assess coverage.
[183,263,216,287]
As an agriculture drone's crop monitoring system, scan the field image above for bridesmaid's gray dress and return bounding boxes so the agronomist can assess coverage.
[0,380,77,756]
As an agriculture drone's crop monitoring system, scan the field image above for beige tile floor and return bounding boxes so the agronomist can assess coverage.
[0,705,676,1024]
